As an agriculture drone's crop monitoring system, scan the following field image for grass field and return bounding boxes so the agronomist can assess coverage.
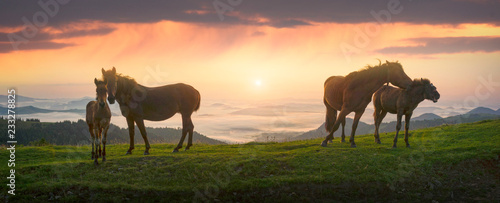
[1,120,499,202]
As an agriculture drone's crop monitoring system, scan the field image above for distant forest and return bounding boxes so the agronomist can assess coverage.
[0,118,225,146]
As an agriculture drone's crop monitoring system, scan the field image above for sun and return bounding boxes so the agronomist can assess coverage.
[254,80,262,86]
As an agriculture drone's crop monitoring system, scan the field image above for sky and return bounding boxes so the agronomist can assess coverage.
[1,0,499,107]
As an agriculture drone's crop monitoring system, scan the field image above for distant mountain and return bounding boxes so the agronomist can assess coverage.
[60,96,94,110]
[292,118,372,141]
[466,107,499,115]
[413,113,442,121]
[294,113,500,141]
[0,105,85,115]
[497,108,500,114]
[0,95,45,103]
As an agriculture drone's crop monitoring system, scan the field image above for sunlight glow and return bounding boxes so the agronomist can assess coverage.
[255,80,262,86]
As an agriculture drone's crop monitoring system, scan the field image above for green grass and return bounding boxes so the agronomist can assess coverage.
[1,120,499,202]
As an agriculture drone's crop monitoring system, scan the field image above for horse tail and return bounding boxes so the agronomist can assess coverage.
[194,91,201,112]
[324,98,336,133]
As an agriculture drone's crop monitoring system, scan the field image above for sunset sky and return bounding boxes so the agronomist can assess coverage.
[1,0,499,108]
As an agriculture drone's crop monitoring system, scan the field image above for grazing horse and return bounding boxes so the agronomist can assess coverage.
[101,67,201,155]
[86,78,111,165]
[373,78,440,148]
[322,61,413,148]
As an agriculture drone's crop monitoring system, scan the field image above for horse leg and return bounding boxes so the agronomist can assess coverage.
[102,124,109,162]
[326,108,337,143]
[98,127,102,158]
[135,118,151,155]
[93,127,99,165]
[89,125,95,160]
[322,108,350,147]
[126,116,135,155]
[374,110,387,144]
[341,117,346,143]
[184,114,194,151]
[174,114,194,152]
[404,113,412,148]
[349,109,365,148]
[393,112,403,148]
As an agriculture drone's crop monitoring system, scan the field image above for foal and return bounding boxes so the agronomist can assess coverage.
[373,78,440,148]
[86,78,112,165]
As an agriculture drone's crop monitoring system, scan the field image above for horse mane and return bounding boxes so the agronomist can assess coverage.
[344,61,401,84]
[410,78,431,88]
[116,73,138,97]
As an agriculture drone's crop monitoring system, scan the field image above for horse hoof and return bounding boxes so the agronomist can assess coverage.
[125,151,132,155]
[328,140,333,144]
[321,140,328,147]
[144,151,150,155]
[350,144,357,148]
[173,148,179,153]
[102,157,106,162]
[406,144,411,148]
[341,139,346,143]
[392,145,397,149]
[184,148,190,151]
[94,160,98,166]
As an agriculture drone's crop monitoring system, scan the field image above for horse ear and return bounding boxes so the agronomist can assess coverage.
[386,60,389,64]
[94,78,98,85]
[112,67,116,74]
[101,68,105,75]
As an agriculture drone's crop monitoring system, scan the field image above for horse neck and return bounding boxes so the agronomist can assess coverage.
[95,102,109,115]
[115,75,133,104]
[404,85,425,106]
[364,66,390,92]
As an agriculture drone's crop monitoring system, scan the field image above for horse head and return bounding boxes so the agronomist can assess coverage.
[94,78,108,107]
[385,60,412,90]
[422,79,440,103]
[101,67,117,104]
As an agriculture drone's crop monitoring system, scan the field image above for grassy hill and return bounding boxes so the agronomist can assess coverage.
[1,120,499,202]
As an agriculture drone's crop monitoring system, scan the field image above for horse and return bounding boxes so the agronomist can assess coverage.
[322,60,413,148]
[373,78,440,148]
[101,67,201,155]
[86,78,112,165]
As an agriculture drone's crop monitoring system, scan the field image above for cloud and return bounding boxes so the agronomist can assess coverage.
[270,19,312,28]
[0,41,73,53]
[376,36,500,55]
[0,26,114,53]
[0,0,498,29]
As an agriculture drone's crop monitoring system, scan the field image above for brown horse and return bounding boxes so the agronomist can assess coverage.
[373,78,440,148]
[86,78,111,165]
[322,61,413,148]
[101,67,200,155]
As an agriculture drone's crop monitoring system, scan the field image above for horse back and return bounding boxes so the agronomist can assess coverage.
[373,85,402,114]
[139,83,200,117]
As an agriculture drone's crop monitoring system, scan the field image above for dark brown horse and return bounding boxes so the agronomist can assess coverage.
[86,78,111,165]
[322,61,413,148]
[101,67,200,155]
[373,78,440,148]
